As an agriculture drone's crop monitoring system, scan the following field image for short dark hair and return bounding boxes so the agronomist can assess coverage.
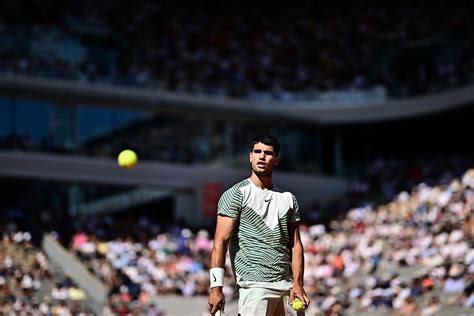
[251,134,280,156]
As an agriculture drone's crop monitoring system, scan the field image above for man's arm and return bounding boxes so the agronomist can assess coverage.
[289,222,310,307]
[208,215,236,315]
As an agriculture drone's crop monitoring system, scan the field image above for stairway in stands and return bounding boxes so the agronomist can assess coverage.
[44,250,103,314]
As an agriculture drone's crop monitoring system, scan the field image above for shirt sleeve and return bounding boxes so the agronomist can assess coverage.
[289,193,301,223]
[217,186,242,220]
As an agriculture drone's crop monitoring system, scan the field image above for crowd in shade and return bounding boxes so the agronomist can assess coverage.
[352,154,473,202]
[0,116,285,168]
[0,225,91,315]
[0,0,473,99]
[82,115,261,165]
[67,167,473,315]
[82,116,228,164]
[304,153,473,224]
[0,132,59,153]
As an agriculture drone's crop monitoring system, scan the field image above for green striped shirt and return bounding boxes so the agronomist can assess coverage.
[217,178,300,286]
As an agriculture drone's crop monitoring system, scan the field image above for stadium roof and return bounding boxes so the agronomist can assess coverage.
[1,75,473,124]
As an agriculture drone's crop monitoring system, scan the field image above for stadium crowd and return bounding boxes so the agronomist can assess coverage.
[64,167,474,315]
[0,0,473,99]
[0,226,91,315]
[70,218,219,315]
[1,147,473,315]
[299,171,474,315]
[1,1,474,315]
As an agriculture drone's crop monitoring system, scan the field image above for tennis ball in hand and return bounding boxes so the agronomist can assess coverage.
[118,149,138,169]
[291,298,305,311]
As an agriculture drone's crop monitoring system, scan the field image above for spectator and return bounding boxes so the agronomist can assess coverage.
[0,1,472,99]
[421,296,441,315]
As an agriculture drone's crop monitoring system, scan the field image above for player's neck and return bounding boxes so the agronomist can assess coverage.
[250,173,273,190]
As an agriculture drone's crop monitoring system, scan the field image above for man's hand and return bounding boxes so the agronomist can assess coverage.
[208,287,225,315]
[290,284,310,308]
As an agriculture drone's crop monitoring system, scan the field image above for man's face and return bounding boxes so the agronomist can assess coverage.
[249,142,279,176]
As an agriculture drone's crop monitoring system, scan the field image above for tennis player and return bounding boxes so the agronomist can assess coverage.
[208,134,309,315]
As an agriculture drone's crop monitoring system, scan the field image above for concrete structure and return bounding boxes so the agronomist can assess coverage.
[0,150,347,225]
[1,75,473,124]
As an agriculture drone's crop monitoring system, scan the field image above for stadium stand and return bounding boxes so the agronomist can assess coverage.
[299,170,473,315]
[1,1,474,315]
[69,217,217,314]
[49,163,473,315]
[0,225,92,315]
[0,0,472,99]
[1,146,473,315]
[81,115,275,166]
[0,114,318,172]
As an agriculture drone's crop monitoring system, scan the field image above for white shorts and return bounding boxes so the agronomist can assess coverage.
[238,287,305,316]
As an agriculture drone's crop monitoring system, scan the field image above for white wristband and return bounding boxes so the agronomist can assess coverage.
[210,267,225,288]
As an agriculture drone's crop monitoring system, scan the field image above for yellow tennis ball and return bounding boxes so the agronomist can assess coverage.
[118,149,138,169]
[291,298,305,311]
